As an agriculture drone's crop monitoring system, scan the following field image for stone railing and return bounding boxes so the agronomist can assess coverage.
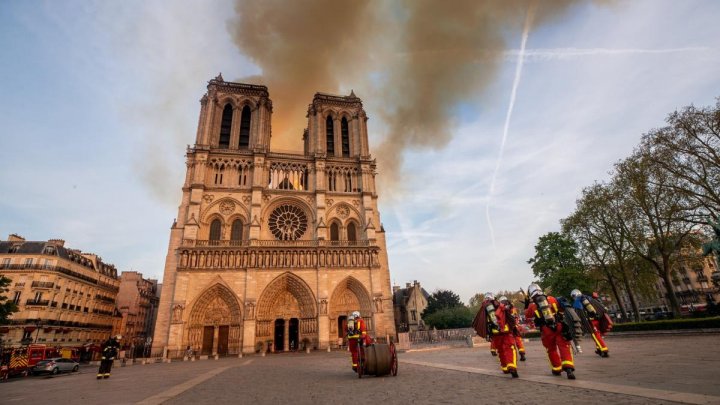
[182,239,372,248]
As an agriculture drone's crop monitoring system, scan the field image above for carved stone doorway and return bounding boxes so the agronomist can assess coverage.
[218,326,229,355]
[202,326,214,355]
[289,318,299,351]
[337,316,347,338]
[274,319,285,351]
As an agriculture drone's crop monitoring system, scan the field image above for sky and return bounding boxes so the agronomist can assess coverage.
[1,1,719,303]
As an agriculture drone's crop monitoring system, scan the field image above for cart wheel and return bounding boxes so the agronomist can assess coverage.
[357,346,364,379]
[389,342,398,376]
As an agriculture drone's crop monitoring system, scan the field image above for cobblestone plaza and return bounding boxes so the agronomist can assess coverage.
[2,335,718,404]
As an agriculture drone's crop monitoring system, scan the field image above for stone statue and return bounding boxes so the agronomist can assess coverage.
[172,304,184,323]
[702,216,720,287]
[319,299,327,315]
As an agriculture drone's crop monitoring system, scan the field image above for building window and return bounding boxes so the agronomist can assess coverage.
[411,310,417,321]
[24,258,33,268]
[326,116,335,156]
[1,258,9,268]
[231,219,243,241]
[341,117,350,157]
[214,165,224,185]
[218,104,233,149]
[239,105,251,149]
[330,223,339,241]
[34,291,43,302]
[347,222,357,242]
[13,291,21,304]
[209,219,222,241]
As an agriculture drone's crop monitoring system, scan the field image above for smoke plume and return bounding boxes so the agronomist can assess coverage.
[229,0,587,195]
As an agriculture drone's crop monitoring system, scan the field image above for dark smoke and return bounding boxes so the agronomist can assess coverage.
[229,0,589,195]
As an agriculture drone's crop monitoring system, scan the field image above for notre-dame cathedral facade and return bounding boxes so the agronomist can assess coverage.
[152,75,395,355]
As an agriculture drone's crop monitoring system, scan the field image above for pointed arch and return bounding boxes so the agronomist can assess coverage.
[186,283,243,355]
[346,221,357,242]
[256,272,317,320]
[219,104,233,148]
[326,115,335,156]
[341,117,350,157]
[239,105,251,149]
[230,219,243,241]
[209,219,222,241]
[329,276,373,320]
[330,222,340,241]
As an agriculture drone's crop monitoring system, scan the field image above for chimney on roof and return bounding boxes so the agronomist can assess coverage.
[413,280,418,286]
[8,234,25,242]
[48,239,65,247]
[393,285,400,293]
[405,283,411,289]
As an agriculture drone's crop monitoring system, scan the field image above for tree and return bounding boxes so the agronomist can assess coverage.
[614,150,700,317]
[423,306,475,329]
[527,232,592,298]
[641,99,720,222]
[0,275,19,324]
[422,289,463,318]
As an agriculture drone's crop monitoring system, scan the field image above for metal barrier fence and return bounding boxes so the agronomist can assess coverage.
[407,328,476,345]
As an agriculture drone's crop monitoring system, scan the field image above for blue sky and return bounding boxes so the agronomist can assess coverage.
[1,1,719,302]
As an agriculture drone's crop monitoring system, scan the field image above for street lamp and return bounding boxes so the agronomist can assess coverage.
[33,319,43,344]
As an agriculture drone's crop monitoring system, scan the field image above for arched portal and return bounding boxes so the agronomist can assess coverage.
[256,273,317,351]
[186,284,243,356]
[329,277,373,344]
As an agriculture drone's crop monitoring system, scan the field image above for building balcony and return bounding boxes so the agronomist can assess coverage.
[25,299,50,306]
[0,264,119,292]
[31,281,55,289]
[697,274,708,283]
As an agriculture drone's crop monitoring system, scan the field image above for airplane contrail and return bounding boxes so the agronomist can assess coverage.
[485,2,536,249]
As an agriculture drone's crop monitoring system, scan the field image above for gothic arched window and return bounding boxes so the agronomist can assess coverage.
[326,116,335,156]
[341,117,350,157]
[239,105,251,149]
[347,222,357,242]
[209,219,222,242]
[219,104,233,149]
[330,222,340,241]
[231,219,243,241]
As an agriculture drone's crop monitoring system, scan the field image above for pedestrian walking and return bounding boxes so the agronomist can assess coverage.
[473,292,519,378]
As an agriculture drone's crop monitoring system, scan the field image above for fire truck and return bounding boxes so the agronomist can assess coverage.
[1,344,61,378]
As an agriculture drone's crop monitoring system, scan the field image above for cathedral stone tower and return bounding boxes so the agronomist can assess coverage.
[152,76,395,355]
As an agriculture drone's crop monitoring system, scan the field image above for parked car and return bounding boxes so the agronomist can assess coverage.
[31,358,79,375]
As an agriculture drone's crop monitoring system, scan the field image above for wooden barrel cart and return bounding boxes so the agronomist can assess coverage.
[356,342,398,378]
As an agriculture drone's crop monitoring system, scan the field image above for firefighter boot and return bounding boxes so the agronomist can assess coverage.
[520,352,526,361]
[510,369,519,378]
[565,368,576,380]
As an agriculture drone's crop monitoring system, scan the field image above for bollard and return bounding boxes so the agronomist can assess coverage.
[327,346,331,353]
[238,353,243,358]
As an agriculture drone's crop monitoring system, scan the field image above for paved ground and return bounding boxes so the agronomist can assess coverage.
[2,335,719,405]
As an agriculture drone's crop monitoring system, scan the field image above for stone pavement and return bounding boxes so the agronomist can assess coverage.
[1,335,718,404]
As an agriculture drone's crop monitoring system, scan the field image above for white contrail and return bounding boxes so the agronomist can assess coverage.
[485,2,536,249]
[508,46,710,61]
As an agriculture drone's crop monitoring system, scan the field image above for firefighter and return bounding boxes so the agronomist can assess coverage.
[97,335,121,379]
[472,292,518,378]
[347,311,370,372]
[499,295,526,361]
[571,289,611,357]
[480,293,498,357]
[524,284,576,380]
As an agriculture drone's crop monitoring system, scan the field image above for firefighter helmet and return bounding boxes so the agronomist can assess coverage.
[484,292,495,301]
[115,335,122,340]
[351,311,361,319]
[527,283,542,298]
[498,295,508,303]
[570,289,582,299]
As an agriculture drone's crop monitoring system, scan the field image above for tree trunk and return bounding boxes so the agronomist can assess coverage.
[660,256,682,316]
[620,265,642,322]
[606,271,628,320]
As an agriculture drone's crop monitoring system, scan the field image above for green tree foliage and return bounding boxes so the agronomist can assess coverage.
[423,306,475,329]
[0,275,19,324]
[422,289,463,318]
[527,232,592,298]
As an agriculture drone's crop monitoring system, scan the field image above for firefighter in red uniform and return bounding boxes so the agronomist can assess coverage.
[347,311,370,372]
[481,294,498,357]
[499,295,526,361]
[571,289,611,357]
[97,335,121,379]
[524,284,576,379]
[472,293,518,378]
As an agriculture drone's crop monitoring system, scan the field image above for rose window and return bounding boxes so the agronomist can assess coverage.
[268,205,308,240]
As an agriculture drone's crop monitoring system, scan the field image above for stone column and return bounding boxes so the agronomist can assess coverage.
[333,118,341,157]
[212,326,219,355]
[284,319,290,351]
[229,106,240,150]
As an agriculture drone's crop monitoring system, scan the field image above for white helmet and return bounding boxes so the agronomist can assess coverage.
[527,283,542,298]
[570,289,582,299]
[115,335,122,340]
[498,296,508,303]
[484,292,495,301]
[351,311,361,319]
